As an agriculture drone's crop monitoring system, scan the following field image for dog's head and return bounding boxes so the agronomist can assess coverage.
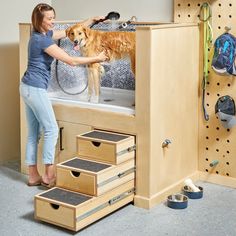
[66,24,89,50]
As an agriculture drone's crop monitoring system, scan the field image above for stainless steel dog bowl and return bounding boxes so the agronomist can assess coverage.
[167,193,188,209]
[183,185,203,199]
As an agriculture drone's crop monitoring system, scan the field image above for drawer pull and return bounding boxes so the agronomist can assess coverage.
[71,171,81,177]
[50,203,60,210]
[59,127,64,151]
[91,141,101,147]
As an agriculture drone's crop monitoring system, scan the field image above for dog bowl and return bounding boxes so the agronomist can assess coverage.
[183,185,203,199]
[167,193,188,209]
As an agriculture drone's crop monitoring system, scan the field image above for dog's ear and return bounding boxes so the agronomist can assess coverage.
[65,26,72,37]
[83,26,89,39]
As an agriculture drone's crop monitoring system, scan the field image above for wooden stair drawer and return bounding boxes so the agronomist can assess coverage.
[56,157,135,196]
[35,180,134,232]
[77,130,135,164]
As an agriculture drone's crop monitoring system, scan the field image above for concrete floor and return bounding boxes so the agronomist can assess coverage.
[1,161,236,236]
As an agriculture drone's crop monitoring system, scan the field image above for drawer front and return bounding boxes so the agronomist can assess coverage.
[76,192,134,231]
[75,180,135,231]
[35,199,75,230]
[97,172,135,195]
[56,167,96,195]
[77,138,116,164]
[97,159,135,195]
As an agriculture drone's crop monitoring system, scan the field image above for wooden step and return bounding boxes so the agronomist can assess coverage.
[35,180,135,231]
[77,130,135,164]
[56,157,135,196]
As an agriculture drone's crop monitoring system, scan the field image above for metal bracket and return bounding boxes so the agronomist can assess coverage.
[97,167,136,187]
[117,145,136,156]
[76,188,135,221]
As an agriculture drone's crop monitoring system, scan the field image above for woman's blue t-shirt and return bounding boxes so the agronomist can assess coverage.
[22,30,55,89]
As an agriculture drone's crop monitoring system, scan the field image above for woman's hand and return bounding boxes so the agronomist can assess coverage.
[82,16,105,27]
[96,51,108,62]
[92,16,105,23]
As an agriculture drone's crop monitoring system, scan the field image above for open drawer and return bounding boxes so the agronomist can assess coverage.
[35,180,134,231]
[77,130,135,164]
[56,157,135,196]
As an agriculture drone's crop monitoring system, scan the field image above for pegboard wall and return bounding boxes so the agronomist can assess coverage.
[174,0,236,181]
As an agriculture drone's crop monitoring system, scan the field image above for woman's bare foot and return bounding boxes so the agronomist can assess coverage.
[41,164,56,187]
[28,165,41,186]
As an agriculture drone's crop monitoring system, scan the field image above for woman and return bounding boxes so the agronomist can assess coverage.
[20,3,107,187]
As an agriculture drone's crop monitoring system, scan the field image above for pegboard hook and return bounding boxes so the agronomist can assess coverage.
[225,26,231,33]
[199,2,212,22]
[209,160,219,167]
[130,16,138,22]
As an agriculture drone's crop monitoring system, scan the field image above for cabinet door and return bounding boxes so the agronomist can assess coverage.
[58,121,91,163]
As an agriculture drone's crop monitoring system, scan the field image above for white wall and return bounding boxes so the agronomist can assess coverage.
[52,0,173,22]
[0,0,51,164]
[0,0,173,164]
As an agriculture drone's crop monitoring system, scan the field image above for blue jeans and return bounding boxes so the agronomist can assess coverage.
[19,82,59,165]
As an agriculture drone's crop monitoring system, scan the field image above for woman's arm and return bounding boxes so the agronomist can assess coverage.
[81,16,105,27]
[45,44,107,66]
[52,30,66,40]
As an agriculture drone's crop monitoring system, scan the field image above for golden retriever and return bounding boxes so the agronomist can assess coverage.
[66,23,135,103]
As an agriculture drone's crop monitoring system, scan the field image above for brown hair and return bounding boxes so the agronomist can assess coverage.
[31,3,55,33]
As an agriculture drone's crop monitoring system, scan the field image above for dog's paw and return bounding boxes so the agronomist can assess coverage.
[90,95,99,103]
[87,94,91,102]
[99,66,105,77]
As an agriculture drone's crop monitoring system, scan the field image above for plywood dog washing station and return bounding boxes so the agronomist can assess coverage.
[19,21,199,209]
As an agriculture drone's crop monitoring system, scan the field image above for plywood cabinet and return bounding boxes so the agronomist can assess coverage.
[20,22,199,209]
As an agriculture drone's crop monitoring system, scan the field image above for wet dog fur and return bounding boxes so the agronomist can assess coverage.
[66,23,135,103]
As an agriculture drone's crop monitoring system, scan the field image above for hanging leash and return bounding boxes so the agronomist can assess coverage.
[199,2,213,121]
[55,39,88,95]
